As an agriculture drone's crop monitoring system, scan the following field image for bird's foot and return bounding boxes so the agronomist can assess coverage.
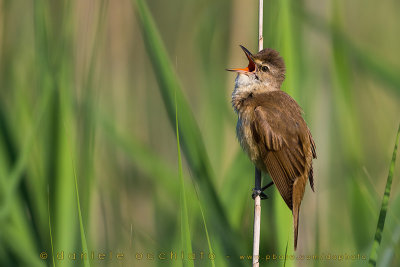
[252,181,274,200]
[252,188,268,200]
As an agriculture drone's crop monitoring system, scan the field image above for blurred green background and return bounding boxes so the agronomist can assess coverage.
[0,0,399,266]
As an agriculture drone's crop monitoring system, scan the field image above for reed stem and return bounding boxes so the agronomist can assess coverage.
[253,2,263,266]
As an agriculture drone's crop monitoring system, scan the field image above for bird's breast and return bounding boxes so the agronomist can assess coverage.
[236,109,261,164]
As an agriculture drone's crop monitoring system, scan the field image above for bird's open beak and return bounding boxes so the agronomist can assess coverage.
[226,45,256,73]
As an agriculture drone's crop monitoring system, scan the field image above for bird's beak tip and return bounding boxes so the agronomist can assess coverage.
[225,45,255,73]
[226,45,256,73]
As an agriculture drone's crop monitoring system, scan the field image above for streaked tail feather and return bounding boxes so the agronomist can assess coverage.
[293,203,300,251]
[292,175,307,250]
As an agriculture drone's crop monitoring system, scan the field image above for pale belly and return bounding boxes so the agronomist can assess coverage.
[236,115,265,171]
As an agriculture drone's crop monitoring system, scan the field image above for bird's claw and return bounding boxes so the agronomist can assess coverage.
[252,188,268,200]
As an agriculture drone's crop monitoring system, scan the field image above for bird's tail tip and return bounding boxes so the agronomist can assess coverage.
[293,205,300,251]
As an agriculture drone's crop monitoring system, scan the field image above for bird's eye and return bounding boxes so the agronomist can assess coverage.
[261,66,269,72]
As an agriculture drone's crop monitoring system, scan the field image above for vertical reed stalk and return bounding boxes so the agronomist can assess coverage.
[253,2,263,266]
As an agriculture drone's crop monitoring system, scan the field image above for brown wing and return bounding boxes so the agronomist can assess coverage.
[253,103,310,210]
[308,129,317,191]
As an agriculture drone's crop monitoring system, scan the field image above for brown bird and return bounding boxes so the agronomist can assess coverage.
[227,45,316,250]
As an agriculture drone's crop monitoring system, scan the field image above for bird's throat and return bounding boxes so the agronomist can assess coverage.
[231,74,278,113]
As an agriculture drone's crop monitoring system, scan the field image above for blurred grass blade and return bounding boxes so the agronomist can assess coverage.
[133,0,246,262]
[195,1,233,173]
[99,114,179,198]
[176,93,194,267]
[78,0,108,228]
[47,187,55,267]
[73,166,90,267]
[369,123,400,266]
[283,238,289,267]
[221,151,253,229]
[192,179,216,267]
[33,0,79,260]
[330,1,369,250]
[0,89,51,220]
[198,199,216,267]
[133,0,215,191]
[275,0,297,99]
[301,7,400,96]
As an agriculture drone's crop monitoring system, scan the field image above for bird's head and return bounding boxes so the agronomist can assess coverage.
[227,45,286,90]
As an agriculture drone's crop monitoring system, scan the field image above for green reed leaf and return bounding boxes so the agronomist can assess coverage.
[369,123,400,266]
